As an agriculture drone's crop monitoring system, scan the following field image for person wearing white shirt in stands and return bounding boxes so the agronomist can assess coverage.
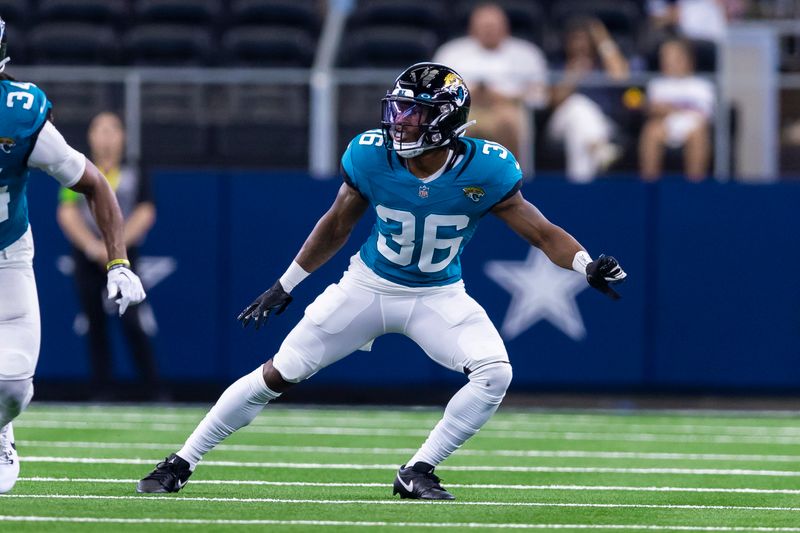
[433,3,548,172]
[639,38,715,181]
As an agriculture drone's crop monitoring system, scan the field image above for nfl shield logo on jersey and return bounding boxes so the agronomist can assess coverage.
[418,185,429,199]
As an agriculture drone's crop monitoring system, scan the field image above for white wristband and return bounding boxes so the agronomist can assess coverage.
[572,251,593,276]
[279,261,310,293]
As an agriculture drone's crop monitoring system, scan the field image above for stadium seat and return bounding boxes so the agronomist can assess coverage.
[135,0,220,25]
[124,25,214,65]
[213,84,309,166]
[213,123,308,167]
[222,26,315,67]
[138,83,210,164]
[229,0,320,33]
[339,26,439,68]
[141,121,211,164]
[348,0,447,37]
[549,0,641,38]
[0,0,29,28]
[687,39,718,73]
[27,23,120,64]
[38,0,128,26]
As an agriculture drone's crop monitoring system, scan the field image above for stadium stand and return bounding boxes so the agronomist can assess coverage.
[135,0,220,25]
[0,0,735,172]
[28,22,119,64]
[0,0,29,28]
[37,0,128,26]
[222,26,315,67]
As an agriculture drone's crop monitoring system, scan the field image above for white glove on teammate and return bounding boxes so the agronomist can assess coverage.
[107,266,146,316]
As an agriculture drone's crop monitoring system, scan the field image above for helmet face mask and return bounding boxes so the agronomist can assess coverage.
[0,17,9,72]
[381,63,471,158]
[382,96,437,158]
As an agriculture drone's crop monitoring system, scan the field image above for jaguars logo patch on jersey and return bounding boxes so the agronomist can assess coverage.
[0,137,15,153]
[463,186,485,203]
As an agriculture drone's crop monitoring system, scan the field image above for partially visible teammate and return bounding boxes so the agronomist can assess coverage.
[138,62,626,500]
[0,18,146,493]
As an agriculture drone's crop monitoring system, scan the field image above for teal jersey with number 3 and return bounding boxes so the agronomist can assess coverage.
[341,130,523,287]
[0,80,52,250]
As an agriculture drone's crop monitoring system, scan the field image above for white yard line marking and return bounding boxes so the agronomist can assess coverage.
[18,457,800,476]
[19,411,800,436]
[14,420,800,445]
[18,477,800,495]
[25,404,800,421]
[5,493,800,512]
[17,440,800,463]
[1,516,800,531]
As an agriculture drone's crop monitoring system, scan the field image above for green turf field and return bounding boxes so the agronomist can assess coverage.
[3,403,800,531]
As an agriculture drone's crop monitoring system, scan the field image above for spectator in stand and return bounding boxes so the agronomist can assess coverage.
[57,112,160,399]
[639,38,715,181]
[546,18,630,183]
[433,2,548,172]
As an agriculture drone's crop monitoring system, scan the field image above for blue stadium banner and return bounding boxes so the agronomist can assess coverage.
[26,171,800,391]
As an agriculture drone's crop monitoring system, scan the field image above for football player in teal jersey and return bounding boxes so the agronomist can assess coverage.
[0,17,146,493]
[138,63,626,499]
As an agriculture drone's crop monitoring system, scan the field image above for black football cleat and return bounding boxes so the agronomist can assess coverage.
[392,462,455,500]
[136,453,193,493]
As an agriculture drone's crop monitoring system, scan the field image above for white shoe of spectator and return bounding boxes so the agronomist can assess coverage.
[0,423,20,494]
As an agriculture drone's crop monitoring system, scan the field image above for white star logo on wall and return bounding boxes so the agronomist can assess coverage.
[484,249,589,341]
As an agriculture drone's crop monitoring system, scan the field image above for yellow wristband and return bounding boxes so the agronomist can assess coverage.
[106,258,131,271]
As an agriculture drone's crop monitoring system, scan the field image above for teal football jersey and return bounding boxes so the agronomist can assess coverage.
[342,130,523,287]
[0,80,52,250]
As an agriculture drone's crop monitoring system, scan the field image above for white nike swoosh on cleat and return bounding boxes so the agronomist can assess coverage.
[174,479,186,490]
[396,474,413,493]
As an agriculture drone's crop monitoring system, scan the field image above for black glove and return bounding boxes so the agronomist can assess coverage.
[237,281,293,329]
[586,254,627,300]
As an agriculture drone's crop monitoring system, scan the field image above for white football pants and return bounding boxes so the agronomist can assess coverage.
[0,228,40,381]
[273,255,509,383]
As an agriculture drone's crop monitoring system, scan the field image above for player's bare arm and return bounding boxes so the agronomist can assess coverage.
[57,199,107,265]
[238,183,369,330]
[68,159,127,263]
[491,190,584,269]
[294,183,370,272]
[492,190,627,299]
[68,159,147,314]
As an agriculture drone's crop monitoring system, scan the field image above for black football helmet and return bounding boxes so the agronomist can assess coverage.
[0,17,8,72]
[381,62,472,158]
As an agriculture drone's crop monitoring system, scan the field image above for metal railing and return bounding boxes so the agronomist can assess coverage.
[10,65,735,179]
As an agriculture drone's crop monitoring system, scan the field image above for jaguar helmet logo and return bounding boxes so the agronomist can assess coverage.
[442,72,468,106]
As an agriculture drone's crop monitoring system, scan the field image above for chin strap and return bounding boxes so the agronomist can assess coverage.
[0,56,9,72]
[452,120,477,137]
